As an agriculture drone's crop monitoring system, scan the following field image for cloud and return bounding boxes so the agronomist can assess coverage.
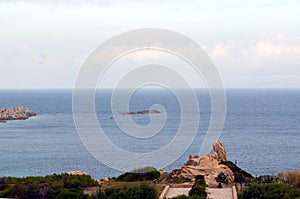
[255,41,300,57]
[211,42,230,58]
[209,33,300,87]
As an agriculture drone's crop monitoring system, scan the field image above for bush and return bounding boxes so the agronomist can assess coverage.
[251,175,285,184]
[188,175,207,199]
[117,167,160,182]
[97,182,157,199]
[285,170,300,188]
[0,173,98,199]
[216,172,228,184]
[239,183,300,199]
[0,178,8,191]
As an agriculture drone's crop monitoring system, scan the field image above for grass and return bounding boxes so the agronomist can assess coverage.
[100,179,162,195]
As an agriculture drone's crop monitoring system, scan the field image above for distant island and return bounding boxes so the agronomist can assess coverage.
[0,106,36,123]
[123,109,161,115]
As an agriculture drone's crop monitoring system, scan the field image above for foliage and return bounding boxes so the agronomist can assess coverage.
[188,175,207,199]
[0,173,98,199]
[251,175,285,184]
[117,167,160,182]
[239,183,300,199]
[0,178,8,191]
[91,182,158,199]
[216,172,228,184]
[239,173,300,199]
[284,170,300,188]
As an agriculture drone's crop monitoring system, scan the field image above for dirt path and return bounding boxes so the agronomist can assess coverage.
[165,188,190,198]
[207,188,233,199]
[163,186,234,199]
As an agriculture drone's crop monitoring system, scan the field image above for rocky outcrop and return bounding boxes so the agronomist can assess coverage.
[123,109,161,115]
[67,170,88,175]
[169,141,234,188]
[0,106,36,123]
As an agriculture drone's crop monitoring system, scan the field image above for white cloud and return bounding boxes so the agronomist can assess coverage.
[209,33,300,88]
[255,41,300,57]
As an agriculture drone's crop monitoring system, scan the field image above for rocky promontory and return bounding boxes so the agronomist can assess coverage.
[169,141,235,188]
[0,106,36,123]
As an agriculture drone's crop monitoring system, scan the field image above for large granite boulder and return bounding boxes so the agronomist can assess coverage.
[170,141,234,188]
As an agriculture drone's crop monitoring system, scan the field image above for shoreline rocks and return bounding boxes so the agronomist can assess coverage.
[0,106,36,123]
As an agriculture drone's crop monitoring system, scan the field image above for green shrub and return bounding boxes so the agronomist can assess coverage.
[251,175,285,184]
[216,172,228,184]
[0,173,98,199]
[188,175,207,199]
[117,167,160,182]
[100,182,157,199]
[239,183,300,199]
[0,178,8,191]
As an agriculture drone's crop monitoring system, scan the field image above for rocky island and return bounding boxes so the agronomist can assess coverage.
[123,109,161,115]
[0,106,36,123]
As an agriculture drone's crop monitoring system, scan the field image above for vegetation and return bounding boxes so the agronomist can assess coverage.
[188,175,207,199]
[91,182,158,199]
[239,173,300,199]
[216,172,228,184]
[0,173,159,199]
[0,173,98,199]
[251,175,285,184]
[170,175,207,199]
[116,167,160,182]
[281,170,300,188]
[239,183,300,199]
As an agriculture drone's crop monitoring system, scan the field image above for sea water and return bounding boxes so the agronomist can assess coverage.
[0,89,299,179]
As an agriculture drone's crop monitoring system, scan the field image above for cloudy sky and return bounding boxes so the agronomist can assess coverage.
[0,0,299,89]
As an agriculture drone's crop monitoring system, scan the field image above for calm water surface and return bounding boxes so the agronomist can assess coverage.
[0,89,299,179]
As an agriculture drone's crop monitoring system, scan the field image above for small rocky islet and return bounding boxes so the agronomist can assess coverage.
[0,106,36,123]
[123,109,161,115]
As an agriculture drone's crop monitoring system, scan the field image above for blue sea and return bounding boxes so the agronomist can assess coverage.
[0,89,299,179]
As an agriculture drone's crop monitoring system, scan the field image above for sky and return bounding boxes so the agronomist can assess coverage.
[0,0,299,89]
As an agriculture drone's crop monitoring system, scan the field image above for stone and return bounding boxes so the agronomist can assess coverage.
[101,177,110,182]
[169,141,234,188]
[67,170,88,175]
[212,141,227,162]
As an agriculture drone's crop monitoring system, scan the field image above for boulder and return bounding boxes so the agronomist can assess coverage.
[67,170,88,175]
[170,141,234,188]
[101,177,110,182]
[212,141,227,162]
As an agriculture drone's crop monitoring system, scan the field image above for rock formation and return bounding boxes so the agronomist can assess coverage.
[169,141,234,188]
[123,109,161,115]
[0,106,36,123]
[67,170,88,175]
